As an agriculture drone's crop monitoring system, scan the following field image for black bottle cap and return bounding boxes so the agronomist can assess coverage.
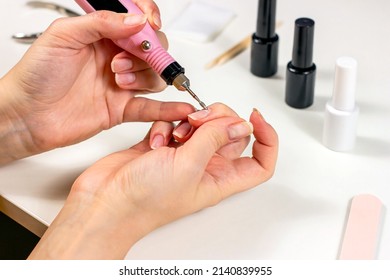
[255,0,276,38]
[250,0,279,77]
[291,18,315,69]
[285,17,316,109]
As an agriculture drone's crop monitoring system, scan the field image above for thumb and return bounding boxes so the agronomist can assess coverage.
[179,117,253,171]
[41,11,147,49]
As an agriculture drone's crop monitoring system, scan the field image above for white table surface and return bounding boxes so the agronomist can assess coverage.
[0,0,389,259]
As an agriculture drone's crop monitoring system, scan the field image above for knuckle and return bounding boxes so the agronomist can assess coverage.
[206,125,227,150]
[46,17,67,32]
[90,10,112,22]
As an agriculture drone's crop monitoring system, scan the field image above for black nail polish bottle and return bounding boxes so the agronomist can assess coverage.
[250,0,279,77]
[285,18,316,108]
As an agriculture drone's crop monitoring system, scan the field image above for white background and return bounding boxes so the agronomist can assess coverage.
[0,0,389,260]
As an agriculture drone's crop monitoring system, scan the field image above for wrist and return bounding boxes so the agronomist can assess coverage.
[0,76,35,164]
[29,187,145,259]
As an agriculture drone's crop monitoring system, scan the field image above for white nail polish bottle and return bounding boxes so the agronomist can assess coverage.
[323,57,359,151]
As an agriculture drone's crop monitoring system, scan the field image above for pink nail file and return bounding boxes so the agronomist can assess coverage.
[338,194,384,260]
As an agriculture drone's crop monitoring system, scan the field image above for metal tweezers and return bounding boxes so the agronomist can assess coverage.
[12,1,80,44]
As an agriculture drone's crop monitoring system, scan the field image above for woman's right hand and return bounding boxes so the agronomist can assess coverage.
[0,5,194,164]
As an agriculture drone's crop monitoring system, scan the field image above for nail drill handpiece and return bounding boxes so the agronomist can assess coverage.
[75,0,208,110]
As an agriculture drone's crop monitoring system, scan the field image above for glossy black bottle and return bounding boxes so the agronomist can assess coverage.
[250,0,279,77]
[285,18,316,108]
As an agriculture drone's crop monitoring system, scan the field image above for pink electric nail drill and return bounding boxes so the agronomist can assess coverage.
[75,0,207,109]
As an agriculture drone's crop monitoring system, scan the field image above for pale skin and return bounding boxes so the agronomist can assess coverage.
[0,3,192,163]
[0,2,278,259]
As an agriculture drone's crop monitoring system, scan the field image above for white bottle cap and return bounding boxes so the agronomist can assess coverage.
[323,56,359,151]
[331,57,357,111]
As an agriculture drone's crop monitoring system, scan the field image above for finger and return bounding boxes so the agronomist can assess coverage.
[173,118,250,160]
[216,134,251,160]
[174,123,250,158]
[250,109,279,173]
[111,51,149,73]
[187,102,239,127]
[111,32,168,74]
[41,11,147,49]
[148,121,175,149]
[133,0,162,30]
[172,121,195,143]
[223,109,279,195]
[115,68,166,92]
[173,102,240,144]
[179,117,253,174]
[130,120,175,153]
[123,97,195,122]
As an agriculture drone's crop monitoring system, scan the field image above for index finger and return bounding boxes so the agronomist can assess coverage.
[41,11,147,49]
[133,0,162,29]
[123,97,196,122]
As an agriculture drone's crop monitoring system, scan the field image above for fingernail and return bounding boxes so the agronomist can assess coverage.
[111,58,133,73]
[124,14,147,26]
[253,108,265,121]
[172,122,192,138]
[153,13,162,29]
[115,73,136,85]
[188,109,209,121]
[150,134,164,150]
[228,121,254,140]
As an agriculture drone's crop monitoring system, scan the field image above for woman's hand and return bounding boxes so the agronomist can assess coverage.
[0,6,194,163]
[29,104,278,259]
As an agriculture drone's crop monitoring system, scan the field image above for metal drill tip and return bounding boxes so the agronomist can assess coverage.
[185,86,208,110]
[198,101,208,110]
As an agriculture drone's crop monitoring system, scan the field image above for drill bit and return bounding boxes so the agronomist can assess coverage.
[172,73,208,110]
[183,85,208,110]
